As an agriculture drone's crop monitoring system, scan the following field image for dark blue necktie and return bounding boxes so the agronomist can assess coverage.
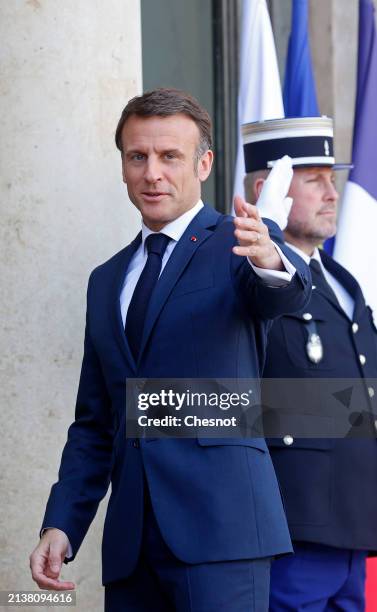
[310,258,340,306]
[125,233,170,360]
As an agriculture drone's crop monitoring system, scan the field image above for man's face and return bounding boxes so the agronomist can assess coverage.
[121,113,213,231]
[285,167,339,252]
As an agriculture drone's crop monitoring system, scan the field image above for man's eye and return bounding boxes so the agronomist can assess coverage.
[131,153,145,161]
[165,153,175,160]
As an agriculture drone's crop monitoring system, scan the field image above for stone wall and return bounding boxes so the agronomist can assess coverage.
[0,2,142,610]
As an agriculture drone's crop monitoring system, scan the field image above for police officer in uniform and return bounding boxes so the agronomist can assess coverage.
[243,117,377,611]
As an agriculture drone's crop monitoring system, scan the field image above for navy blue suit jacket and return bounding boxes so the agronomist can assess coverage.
[41,205,311,584]
[264,249,377,552]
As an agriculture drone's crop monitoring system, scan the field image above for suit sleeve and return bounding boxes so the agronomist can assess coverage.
[231,218,312,319]
[40,274,114,562]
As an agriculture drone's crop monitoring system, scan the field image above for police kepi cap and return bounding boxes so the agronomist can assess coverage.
[242,116,353,172]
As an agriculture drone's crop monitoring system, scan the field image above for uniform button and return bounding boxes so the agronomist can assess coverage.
[368,386,375,398]
[312,285,317,290]
[374,419,377,432]
[283,435,294,446]
[132,439,140,448]
[302,313,312,321]
[359,354,366,366]
[352,322,359,333]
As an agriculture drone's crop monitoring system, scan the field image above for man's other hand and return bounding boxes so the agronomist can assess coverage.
[256,154,293,230]
[233,196,284,271]
[29,528,75,591]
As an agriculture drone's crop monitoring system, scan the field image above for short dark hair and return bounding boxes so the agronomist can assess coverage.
[115,88,212,159]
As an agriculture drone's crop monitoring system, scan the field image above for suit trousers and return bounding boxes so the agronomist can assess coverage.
[269,542,367,611]
[105,477,271,612]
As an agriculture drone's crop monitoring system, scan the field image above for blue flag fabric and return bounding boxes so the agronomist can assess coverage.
[283,0,319,117]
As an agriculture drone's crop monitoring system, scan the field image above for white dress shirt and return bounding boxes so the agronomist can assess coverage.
[287,243,354,320]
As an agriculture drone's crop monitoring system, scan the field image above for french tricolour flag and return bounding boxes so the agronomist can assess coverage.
[334,0,377,318]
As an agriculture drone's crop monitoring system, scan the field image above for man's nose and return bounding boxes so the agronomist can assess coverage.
[325,179,339,201]
[144,158,162,183]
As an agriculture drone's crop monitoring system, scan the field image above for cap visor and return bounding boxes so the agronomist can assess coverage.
[333,163,354,171]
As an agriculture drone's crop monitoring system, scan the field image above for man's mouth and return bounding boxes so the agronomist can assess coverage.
[141,192,169,202]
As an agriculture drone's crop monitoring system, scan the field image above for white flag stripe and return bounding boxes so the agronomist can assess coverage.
[334,181,377,314]
[233,0,284,206]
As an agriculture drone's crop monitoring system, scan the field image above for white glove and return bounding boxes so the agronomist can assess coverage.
[256,155,293,230]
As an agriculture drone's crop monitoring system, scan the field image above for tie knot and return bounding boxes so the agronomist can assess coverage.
[145,233,170,257]
[309,259,323,275]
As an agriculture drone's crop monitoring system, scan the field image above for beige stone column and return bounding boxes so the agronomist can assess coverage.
[0,2,141,610]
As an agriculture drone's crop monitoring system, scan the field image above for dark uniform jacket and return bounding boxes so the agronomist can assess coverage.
[264,249,377,552]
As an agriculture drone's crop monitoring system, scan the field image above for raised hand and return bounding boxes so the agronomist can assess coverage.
[256,155,293,230]
[233,196,284,270]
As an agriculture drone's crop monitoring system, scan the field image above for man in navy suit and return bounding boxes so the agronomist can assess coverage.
[30,89,311,611]
[243,116,377,611]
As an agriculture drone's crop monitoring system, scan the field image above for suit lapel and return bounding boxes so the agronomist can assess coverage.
[320,251,365,320]
[109,232,142,371]
[137,205,221,364]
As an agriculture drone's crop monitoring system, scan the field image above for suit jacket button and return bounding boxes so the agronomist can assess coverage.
[368,386,375,398]
[283,435,294,446]
[133,439,140,448]
[359,354,366,366]
[302,313,312,321]
[352,322,359,333]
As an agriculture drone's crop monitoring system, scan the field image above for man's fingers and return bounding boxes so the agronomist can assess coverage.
[283,196,293,218]
[243,202,260,220]
[234,216,267,232]
[268,155,293,193]
[30,531,73,592]
[33,573,75,591]
[48,542,64,577]
[233,195,248,218]
[234,196,261,219]
[31,556,75,591]
[234,229,264,244]
[233,245,259,257]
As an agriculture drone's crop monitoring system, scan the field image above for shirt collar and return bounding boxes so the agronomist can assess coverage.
[286,242,324,268]
[141,200,204,250]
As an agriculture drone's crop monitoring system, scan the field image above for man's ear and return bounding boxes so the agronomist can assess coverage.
[254,177,265,200]
[197,149,214,182]
[121,154,127,184]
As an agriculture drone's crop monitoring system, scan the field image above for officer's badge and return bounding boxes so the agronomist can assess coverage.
[306,333,323,363]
